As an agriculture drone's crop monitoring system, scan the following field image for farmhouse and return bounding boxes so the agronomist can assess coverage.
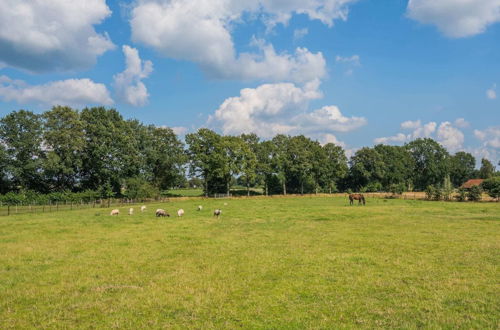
[460,179,484,189]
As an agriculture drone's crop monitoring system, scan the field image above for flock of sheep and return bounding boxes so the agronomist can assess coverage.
[109,205,223,218]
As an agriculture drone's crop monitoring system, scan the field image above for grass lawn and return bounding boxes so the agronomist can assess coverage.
[0,196,499,328]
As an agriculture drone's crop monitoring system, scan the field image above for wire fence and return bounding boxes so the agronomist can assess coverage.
[0,198,171,217]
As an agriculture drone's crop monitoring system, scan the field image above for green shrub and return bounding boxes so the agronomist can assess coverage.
[467,185,482,202]
[481,177,500,200]
[455,188,467,202]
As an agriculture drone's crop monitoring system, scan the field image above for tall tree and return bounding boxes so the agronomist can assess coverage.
[186,129,227,196]
[349,147,385,190]
[405,138,450,190]
[270,134,290,195]
[239,134,258,196]
[449,151,476,187]
[478,158,495,179]
[0,110,44,191]
[0,143,9,193]
[144,125,186,190]
[42,106,85,191]
[255,140,274,196]
[80,107,129,192]
[322,143,348,193]
[374,144,414,190]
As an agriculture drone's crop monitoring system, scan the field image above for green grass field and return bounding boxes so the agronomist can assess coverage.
[0,196,498,328]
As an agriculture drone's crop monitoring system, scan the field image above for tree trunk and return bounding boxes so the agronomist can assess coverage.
[283,180,287,195]
[247,182,250,196]
[301,182,304,195]
[265,182,268,196]
[227,181,230,197]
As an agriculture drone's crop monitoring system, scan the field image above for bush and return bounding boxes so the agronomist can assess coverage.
[481,177,500,200]
[455,188,467,202]
[365,182,383,192]
[467,185,482,202]
[425,185,435,200]
[389,183,405,195]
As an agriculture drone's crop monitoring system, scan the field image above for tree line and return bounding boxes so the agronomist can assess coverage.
[0,107,498,201]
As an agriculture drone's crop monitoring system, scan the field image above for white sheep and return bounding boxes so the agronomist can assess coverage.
[140,205,146,212]
[156,209,169,217]
[177,209,184,217]
[110,209,120,216]
[197,205,203,211]
[128,208,134,215]
[214,209,222,218]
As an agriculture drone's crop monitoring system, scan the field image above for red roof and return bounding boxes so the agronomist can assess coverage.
[460,179,484,189]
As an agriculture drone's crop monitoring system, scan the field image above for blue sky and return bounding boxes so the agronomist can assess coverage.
[0,0,499,164]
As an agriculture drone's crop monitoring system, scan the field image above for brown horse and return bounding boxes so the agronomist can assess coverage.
[349,193,366,205]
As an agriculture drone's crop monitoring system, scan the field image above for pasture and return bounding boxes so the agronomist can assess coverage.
[0,196,498,328]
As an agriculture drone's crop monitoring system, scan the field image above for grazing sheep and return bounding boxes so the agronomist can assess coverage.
[156,209,169,217]
[140,205,146,212]
[177,209,184,217]
[110,209,120,216]
[129,208,134,215]
[197,205,203,211]
[214,209,222,218]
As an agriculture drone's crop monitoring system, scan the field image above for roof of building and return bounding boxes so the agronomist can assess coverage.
[460,179,484,189]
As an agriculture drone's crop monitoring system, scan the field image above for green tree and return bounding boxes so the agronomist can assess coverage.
[186,129,227,196]
[0,143,9,193]
[321,143,348,193]
[449,151,476,187]
[481,177,500,201]
[239,134,259,196]
[80,107,131,193]
[144,125,186,190]
[42,106,85,191]
[349,147,385,190]
[478,158,495,179]
[255,140,274,196]
[270,135,290,195]
[374,144,414,190]
[405,138,450,191]
[0,110,45,191]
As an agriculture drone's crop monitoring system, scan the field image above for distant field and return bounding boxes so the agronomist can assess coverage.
[0,196,498,328]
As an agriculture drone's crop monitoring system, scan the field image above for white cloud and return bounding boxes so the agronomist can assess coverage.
[401,119,421,130]
[209,80,366,138]
[0,0,114,72]
[171,126,188,136]
[454,118,469,128]
[375,119,466,152]
[130,0,356,82]
[475,127,500,148]
[486,83,497,99]
[294,105,367,133]
[335,55,360,66]
[0,75,113,107]
[113,45,153,107]
[321,133,346,148]
[374,133,408,145]
[436,121,464,151]
[293,28,309,41]
[407,0,500,38]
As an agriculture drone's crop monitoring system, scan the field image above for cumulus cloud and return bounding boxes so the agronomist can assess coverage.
[209,80,366,138]
[321,133,346,148]
[113,45,153,107]
[407,0,500,38]
[130,0,356,82]
[436,121,464,151]
[0,75,113,107]
[293,28,309,41]
[475,127,500,148]
[335,55,360,66]
[171,126,188,136]
[375,119,465,152]
[0,0,114,72]
[486,83,497,99]
[454,118,470,128]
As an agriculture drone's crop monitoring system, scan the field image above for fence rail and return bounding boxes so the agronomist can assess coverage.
[0,198,171,217]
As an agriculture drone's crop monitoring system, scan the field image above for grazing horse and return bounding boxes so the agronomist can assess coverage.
[349,193,366,205]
